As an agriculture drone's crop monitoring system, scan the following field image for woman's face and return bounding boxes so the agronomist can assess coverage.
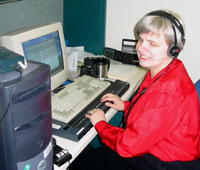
[136,32,172,77]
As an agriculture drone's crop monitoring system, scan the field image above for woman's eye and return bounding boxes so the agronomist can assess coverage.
[150,42,158,47]
[138,38,143,43]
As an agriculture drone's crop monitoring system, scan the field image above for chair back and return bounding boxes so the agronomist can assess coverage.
[195,79,200,101]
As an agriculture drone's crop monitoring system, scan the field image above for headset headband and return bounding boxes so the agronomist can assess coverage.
[147,10,185,45]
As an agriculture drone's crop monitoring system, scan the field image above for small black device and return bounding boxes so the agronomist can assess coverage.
[103,39,139,65]
[53,138,72,167]
[80,57,97,77]
[103,47,122,61]
[103,47,116,60]
[146,10,185,58]
[121,39,139,65]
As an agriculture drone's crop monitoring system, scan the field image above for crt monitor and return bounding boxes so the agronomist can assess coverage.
[0,22,68,91]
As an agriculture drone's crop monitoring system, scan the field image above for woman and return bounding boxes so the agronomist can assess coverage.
[71,10,200,170]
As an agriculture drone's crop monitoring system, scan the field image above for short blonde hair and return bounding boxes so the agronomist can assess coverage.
[134,10,185,50]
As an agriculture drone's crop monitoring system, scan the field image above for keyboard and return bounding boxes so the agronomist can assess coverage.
[52,75,130,141]
[51,75,111,123]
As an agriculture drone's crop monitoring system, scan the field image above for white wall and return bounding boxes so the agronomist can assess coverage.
[106,0,200,82]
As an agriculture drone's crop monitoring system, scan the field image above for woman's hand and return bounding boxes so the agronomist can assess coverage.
[85,93,124,126]
[85,109,106,126]
[101,93,124,111]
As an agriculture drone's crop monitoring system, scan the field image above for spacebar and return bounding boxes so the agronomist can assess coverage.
[67,94,108,127]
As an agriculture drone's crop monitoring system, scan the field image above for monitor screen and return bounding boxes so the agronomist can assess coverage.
[22,31,64,77]
[0,22,68,91]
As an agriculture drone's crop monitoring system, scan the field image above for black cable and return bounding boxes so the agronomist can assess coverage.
[119,75,145,128]
[12,65,23,79]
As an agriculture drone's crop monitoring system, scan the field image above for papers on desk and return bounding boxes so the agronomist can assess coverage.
[66,47,96,64]
[108,59,140,81]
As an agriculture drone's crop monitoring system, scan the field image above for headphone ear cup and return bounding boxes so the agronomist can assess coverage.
[168,45,181,58]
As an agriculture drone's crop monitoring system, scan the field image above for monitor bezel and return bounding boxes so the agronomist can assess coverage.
[0,22,68,91]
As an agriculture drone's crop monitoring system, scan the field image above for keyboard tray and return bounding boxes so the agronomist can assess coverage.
[52,79,130,142]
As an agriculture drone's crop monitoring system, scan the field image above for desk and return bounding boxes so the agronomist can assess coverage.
[53,66,147,170]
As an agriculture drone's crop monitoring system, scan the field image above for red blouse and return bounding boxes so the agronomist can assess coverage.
[95,59,200,161]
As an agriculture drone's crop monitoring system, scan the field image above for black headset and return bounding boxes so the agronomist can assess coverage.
[146,10,185,58]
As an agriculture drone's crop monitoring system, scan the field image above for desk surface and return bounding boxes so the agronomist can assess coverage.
[53,66,147,170]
